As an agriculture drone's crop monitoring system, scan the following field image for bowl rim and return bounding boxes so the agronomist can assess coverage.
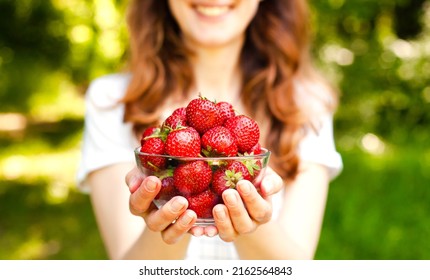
[134,147,271,161]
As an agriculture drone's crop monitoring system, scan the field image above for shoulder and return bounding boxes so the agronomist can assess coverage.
[86,73,132,108]
[293,77,339,129]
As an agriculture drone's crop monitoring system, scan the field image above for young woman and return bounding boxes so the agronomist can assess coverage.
[77,0,343,260]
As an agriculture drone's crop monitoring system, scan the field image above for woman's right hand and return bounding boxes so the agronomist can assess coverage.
[125,166,199,244]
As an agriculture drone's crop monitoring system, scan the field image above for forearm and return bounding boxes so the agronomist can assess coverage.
[123,227,191,260]
[88,163,191,260]
[234,163,330,260]
[234,221,313,260]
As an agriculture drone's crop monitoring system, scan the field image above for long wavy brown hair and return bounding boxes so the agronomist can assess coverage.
[121,0,338,181]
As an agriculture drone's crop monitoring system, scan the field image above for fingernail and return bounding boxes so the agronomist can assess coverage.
[239,181,252,195]
[191,227,203,237]
[224,192,237,206]
[180,212,193,226]
[145,178,157,192]
[206,229,216,237]
[171,197,186,212]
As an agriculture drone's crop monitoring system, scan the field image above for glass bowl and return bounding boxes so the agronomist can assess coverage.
[134,147,271,226]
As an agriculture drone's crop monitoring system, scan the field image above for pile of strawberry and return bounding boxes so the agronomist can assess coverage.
[138,96,267,220]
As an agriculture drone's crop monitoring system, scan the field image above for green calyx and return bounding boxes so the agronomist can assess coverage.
[223,169,243,189]
[144,127,168,142]
[154,167,174,180]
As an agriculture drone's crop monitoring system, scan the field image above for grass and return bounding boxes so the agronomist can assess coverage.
[0,118,108,260]
[316,146,430,259]
[0,179,107,259]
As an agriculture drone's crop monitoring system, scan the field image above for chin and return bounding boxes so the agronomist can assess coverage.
[189,31,244,49]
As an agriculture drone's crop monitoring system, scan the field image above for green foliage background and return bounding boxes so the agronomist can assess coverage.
[0,0,429,259]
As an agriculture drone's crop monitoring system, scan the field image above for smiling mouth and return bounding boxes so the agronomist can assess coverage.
[194,5,231,17]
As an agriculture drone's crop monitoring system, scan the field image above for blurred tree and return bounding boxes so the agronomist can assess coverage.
[0,0,128,114]
[2,0,428,147]
[310,0,430,147]
[0,0,69,112]
[0,0,69,68]
[394,0,427,39]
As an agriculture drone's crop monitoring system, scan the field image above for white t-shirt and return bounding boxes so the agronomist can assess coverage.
[76,73,343,259]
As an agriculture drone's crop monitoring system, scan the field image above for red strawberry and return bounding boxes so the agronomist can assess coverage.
[140,126,159,146]
[216,101,235,124]
[174,160,212,196]
[172,107,187,118]
[211,167,243,196]
[165,127,201,157]
[226,160,252,181]
[163,107,188,129]
[201,126,238,157]
[163,113,187,130]
[155,176,177,200]
[229,157,262,181]
[139,137,166,171]
[186,97,223,134]
[224,115,260,153]
[212,160,261,196]
[247,143,262,155]
[186,189,220,218]
[241,143,263,180]
[243,158,262,180]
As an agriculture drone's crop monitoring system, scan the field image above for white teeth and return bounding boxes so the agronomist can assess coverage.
[195,5,229,17]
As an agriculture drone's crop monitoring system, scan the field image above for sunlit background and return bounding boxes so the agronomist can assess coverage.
[0,0,429,259]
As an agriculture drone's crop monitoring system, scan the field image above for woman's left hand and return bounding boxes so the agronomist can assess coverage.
[189,167,283,241]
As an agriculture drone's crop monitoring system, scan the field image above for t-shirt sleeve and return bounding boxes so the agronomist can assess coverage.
[76,75,138,193]
[297,114,343,180]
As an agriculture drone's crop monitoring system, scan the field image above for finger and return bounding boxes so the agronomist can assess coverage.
[189,226,204,237]
[213,204,236,242]
[125,166,145,193]
[161,210,197,244]
[129,176,161,216]
[222,189,254,234]
[145,196,188,232]
[203,225,218,237]
[237,180,272,224]
[260,168,283,197]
